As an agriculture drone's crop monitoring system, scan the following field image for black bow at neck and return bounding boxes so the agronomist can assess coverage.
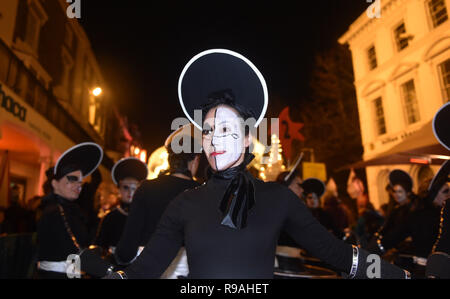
[209,154,256,230]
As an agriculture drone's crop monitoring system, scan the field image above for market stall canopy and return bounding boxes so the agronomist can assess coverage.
[337,120,450,171]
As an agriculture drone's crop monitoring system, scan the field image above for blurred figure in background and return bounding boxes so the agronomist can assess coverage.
[0,185,35,234]
[302,178,334,232]
[370,169,416,256]
[322,194,351,239]
[346,170,384,248]
[367,173,447,278]
[95,158,148,255]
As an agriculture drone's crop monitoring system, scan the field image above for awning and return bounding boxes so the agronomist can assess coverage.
[338,121,450,171]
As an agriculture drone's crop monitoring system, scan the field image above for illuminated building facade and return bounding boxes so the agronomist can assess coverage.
[339,0,450,207]
[0,0,132,211]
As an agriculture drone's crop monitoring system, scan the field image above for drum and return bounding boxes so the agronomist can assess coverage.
[274,255,340,279]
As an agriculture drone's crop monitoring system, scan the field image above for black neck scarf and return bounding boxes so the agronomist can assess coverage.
[209,154,256,230]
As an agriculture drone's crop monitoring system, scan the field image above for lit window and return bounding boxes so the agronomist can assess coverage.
[367,45,378,70]
[401,80,420,125]
[428,0,448,28]
[373,97,386,136]
[394,22,409,51]
[438,58,450,103]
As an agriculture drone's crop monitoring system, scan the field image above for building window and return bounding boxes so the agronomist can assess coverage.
[367,45,378,70]
[24,9,40,51]
[24,0,48,53]
[401,80,420,125]
[61,48,74,92]
[394,22,409,51]
[428,0,448,28]
[438,58,450,103]
[373,97,386,136]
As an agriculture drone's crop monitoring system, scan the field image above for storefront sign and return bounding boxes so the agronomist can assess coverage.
[0,83,27,122]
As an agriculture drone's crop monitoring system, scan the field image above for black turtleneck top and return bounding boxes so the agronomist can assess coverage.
[115,175,200,264]
[123,175,355,279]
[95,203,130,249]
[37,193,89,261]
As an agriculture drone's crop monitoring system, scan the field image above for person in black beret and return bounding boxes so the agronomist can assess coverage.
[36,142,103,279]
[94,158,148,254]
[106,49,409,279]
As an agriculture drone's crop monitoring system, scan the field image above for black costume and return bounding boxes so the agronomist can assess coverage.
[37,193,90,278]
[370,169,414,254]
[368,165,448,277]
[107,49,408,279]
[36,142,103,279]
[119,173,405,278]
[94,157,148,254]
[367,203,440,259]
[76,168,102,240]
[114,175,200,264]
[95,203,130,250]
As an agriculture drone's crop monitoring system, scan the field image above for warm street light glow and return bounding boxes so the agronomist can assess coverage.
[139,150,147,163]
[92,87,102,97]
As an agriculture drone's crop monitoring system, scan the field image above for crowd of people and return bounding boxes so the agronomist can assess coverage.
[0,49,449,279]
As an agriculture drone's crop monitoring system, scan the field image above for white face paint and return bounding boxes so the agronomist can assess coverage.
[203,106,246,171]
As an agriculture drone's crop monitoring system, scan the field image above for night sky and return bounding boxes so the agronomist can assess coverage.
[79,1,368,153]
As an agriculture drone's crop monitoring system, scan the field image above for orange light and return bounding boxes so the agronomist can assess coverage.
[134,147,140,156]
[92,87,102,97]
[139,150,147,163]
[409,158,430,165]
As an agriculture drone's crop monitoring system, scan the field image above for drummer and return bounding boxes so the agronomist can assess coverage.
[94,157,148,254]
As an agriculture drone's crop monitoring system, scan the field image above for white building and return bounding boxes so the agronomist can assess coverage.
[339,0,450,208]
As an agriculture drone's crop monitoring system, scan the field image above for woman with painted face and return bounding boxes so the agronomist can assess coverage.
[36,143,103,279]
[94,158,148,254]
[105,49,408,279]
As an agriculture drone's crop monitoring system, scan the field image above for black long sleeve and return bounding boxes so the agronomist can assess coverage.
[37,194,89,261]
[119,177,407,279]
[367,207,440,258]
[434,200,450,254]
[115,176,200,264]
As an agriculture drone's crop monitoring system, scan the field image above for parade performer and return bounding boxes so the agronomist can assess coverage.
[36,142,103,278]
[113,124,201,279]
[106,49,409,279]
[95,157,148,253]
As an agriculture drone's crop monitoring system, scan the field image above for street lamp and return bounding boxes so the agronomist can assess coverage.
[92,87,103,97]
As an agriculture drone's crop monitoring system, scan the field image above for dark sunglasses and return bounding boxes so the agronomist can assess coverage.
[66,175,82,183]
